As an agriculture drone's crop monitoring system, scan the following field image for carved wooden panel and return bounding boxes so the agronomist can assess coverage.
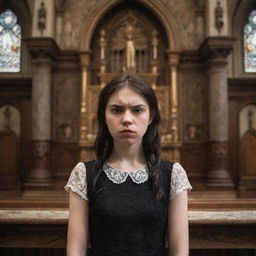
[181,142,207,189]
[0,132,19,189]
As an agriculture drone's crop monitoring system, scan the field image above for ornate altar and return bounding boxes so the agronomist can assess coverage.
[78,9,181,162]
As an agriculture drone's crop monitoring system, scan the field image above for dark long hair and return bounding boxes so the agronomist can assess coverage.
[94,73,164,200]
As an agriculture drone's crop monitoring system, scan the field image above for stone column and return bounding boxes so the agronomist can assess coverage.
[200,37,235,188]
[25,38,58,188]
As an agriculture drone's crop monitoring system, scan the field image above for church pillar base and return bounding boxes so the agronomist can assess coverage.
[206,141,233,189]
[25,141,52,188]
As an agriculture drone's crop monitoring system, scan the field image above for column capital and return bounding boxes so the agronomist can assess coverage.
[25,37,59,61]
[166,50,181,66]
[79,51,92,67]
[199,36,236,62]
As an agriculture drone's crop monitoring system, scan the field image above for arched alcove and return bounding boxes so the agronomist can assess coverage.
[239,104,256,196]
[0,104,21,190]
[79,0,180,52]
[89,1,169,85]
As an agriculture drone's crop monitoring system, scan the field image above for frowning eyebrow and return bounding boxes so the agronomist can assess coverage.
[108,104,146,108]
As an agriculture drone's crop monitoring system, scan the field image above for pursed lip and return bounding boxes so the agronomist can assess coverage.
[120,129,135,133]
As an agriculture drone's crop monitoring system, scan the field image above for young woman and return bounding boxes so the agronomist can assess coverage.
[65,74,192,256]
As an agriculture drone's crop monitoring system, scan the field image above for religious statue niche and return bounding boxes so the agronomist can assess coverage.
[239,106,256,197]
[96,13,161,87]
[110,18,149,73]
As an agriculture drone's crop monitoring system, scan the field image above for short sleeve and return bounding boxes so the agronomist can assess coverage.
[64,162,88,201]
[170,162,192,200]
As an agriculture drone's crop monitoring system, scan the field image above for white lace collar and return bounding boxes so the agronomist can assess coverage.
[103,163,149,184]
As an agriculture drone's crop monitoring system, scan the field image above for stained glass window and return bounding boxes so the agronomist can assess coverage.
[0,9,21,72]
[244,10,256,73]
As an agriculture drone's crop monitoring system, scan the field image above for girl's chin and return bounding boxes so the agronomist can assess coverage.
[115,138,142,146]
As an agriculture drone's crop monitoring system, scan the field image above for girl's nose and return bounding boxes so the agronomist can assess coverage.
[121,110,133,124]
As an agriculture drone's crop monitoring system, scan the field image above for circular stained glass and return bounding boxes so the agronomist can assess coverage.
[0,9,17,29]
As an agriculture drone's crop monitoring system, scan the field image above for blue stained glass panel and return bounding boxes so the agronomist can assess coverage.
[244,10,256,73]
[0,9,21,72]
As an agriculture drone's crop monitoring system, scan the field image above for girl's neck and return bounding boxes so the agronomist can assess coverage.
[107,142,146,169]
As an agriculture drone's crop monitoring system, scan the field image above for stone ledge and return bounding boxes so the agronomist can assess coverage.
[0,209,255,225]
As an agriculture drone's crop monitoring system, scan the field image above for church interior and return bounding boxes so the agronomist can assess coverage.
[0,0,256,255]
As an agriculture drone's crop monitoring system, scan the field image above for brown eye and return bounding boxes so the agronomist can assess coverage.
[111,108,122,113]
[133,108,144,113]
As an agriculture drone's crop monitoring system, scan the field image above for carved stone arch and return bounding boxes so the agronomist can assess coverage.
[89,1,170,85]
[232,0,256,77]
[79,0,181,51]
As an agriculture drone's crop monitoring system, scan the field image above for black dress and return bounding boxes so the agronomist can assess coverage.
[65,160,192,256]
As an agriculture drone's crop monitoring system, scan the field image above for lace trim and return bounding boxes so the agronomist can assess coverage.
[64,162,88,201]
[170,162,192,200]
[64,162,192,201]
[103,163,148,184]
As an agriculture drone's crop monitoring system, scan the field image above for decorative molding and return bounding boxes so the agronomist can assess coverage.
[25,38,60,60]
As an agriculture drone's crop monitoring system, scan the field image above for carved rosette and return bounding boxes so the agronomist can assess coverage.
[25,38,59,61]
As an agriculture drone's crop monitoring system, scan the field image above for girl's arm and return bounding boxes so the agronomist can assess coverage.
[67,191,89,256]
[168,190,189,256]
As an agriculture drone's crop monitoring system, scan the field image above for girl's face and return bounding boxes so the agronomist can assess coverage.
[105,86,152,147]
